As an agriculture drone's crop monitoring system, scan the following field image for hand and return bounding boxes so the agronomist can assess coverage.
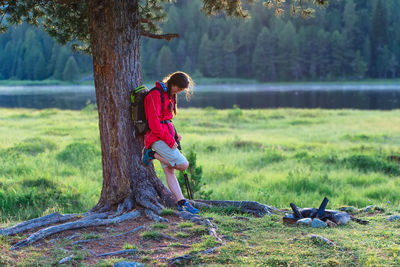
[172,142,178,149]
[176,134,182,142]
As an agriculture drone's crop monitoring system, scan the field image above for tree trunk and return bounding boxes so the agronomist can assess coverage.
[87,0,175,213]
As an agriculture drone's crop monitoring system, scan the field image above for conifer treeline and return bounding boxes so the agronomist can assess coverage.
[0,23,92,81]
[142,0,400,81]
[0,0,399,82]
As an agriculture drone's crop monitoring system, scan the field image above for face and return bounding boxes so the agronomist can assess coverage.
[171,85,186,94]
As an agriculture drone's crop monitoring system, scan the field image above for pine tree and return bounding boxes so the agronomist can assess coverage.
[370,0,388,77]
[277,21,297,80]
[343,0,357,49]
[198,33,212,76]
[387,53,398,78]
[351,51,368,79]
[34,53,48,80]
[342,0,357,72]
[175,40,187,70]
[329,30,345,78]
[0,0,332,223]
[0,42,15,79]
[63,56,80,81]
[182,57,193,73]
[53,47,70,80]
[157,45,176,77]
[252,27,277,81]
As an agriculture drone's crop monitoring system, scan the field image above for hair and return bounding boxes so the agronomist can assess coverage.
[162,71,195,115]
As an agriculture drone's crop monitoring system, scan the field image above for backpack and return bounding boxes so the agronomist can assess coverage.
[130,85,165,136]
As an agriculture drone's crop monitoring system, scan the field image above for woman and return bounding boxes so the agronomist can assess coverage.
[141,71,199,214]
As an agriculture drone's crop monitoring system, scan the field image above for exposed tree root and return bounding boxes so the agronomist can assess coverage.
[59,254,75,264]
[72,246,139,258]
[0,212,81,236]
[168,254,192,266]
[194,200,283,217]
[158,232,179,242]
[10,210,141,250]
[96,249,138,257]
[144,209,168,222]
[91,202,111,213]
[350,216,370,225]
[108,196,135,219]
[307,234,345,252]
[176,211,222,242]
[168,245,221,266]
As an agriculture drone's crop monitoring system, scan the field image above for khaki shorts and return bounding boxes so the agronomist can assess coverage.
[151,140,188,169]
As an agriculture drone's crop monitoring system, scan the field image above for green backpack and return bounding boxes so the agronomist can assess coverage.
[130,85,165,136]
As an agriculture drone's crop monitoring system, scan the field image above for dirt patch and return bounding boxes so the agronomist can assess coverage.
[2,213,211,266]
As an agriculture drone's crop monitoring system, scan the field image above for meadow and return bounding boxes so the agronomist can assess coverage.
[0,106,399,266]
[0,106,400,222]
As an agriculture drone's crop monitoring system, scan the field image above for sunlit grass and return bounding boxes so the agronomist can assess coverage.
[0,107,399,223]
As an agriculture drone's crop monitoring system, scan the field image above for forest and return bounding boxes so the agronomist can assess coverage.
[0,0,399,82]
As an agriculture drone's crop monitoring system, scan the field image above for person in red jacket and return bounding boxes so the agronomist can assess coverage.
[142,71,199,214]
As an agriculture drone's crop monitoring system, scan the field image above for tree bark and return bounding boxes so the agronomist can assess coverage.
[87,0,175,212]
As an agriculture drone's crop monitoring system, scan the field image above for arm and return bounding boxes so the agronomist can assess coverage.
[145,91,176,148]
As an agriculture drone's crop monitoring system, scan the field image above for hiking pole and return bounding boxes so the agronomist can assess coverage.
[176,138,193,200]
[183,169,193,200]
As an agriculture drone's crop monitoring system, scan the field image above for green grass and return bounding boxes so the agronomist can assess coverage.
[0,107,400,222]
[177,222,194,228]
[123,242,138,250]
[0,107,400,265]
[141,231,161,240]
[151,222,168,230]
[175,232,190,238]
[160,208,175,216]
[81,233,101,240]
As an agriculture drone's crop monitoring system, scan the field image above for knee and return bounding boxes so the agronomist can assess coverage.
[164,166,175,174]
[175,161,189,171]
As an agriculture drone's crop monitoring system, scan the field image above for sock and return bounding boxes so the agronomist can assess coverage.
[177,199,186,206]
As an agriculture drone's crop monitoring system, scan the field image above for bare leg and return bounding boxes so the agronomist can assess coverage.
[154,153,189,171]
[154,153,172,167]
[163,166,184,202]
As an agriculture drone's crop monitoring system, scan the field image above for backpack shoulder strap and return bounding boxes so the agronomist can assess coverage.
[148,87,165,111]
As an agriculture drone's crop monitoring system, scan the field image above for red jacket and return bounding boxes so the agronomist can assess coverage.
[144,81,176,149]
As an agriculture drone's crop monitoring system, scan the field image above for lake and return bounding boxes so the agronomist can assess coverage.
[0,83,399,110]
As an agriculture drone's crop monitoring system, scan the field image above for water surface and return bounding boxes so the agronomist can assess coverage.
[0,84,399,110]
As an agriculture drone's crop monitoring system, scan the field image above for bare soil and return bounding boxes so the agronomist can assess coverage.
[3,212,209,266]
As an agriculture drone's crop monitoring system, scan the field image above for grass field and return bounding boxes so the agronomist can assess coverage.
[0,106,399,266]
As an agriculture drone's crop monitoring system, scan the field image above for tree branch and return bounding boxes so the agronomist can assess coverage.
[140,18,156,28]
[0,3,9,26]
[53,0,83,4]
[140,30,179,41]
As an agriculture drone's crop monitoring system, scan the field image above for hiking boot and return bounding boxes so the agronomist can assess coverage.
[177,199,199,214]
[141,147,155,166]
